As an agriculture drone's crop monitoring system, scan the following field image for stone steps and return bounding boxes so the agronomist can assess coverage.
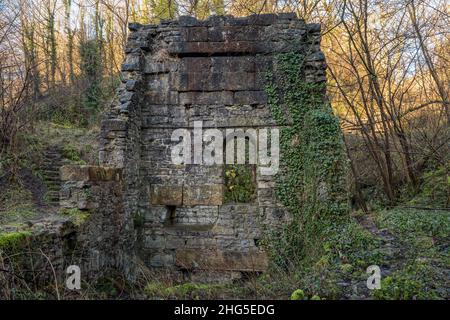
[42,147,64,206]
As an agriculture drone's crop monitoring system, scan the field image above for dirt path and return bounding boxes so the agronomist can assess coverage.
[358,214,405,277]
[336,214,408,299]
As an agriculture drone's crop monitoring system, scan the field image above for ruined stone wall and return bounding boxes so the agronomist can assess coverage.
[94,13,326,282]
[59,165,138,276]
[1,166,131,293]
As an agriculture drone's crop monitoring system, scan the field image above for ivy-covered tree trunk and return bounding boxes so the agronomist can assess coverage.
[79,39,103,114]
[63,0,75,85]
[46,2,57,88]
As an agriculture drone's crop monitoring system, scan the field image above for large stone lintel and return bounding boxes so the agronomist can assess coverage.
[150,185,183,206]
[150,184,223,206]
[60,165,122,182]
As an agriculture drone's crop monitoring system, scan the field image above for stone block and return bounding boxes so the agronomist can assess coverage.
[119,101,131,114]
[176,73,213,91]
[60,166,122,182]
[182,184,223,206]
[181,27,208,41]
[179,16,202,27]
[247,13,277,26]
[185,237,217,248]
[142,116,169,126]
[207,27,223,41]
[219,204,259,215]
[102,119,128,131]
[144,234,166,249]
[180,57,212,73]
[221,72,256,91]
[121,55,143,71]
[211,56,255,73]
[175,72,256,91]
[149,253,174,267]
[144,59,178,74]
[179,91,233,105]
[170,41,263,55]
[307,23,321,33]
[89,167,122,182]
[225,16,249,26]
[277,12,298,20]
[222,25,263,41]
[169,206,219,228]
[125,79,138,91]
[234,91,267,105]
[128,23,143,32]
[150,185,183,205]
[144,206,168,223]
[166,236,186,249]
[306,51,325,62]
[119,91,136,103]
[146,90,179,105]
[211,224,235,236]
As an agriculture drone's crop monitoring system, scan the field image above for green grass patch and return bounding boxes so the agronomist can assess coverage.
[0,186,39,224]
[376,208,450,240]
[144,281,247,300]
[62,144,86,165]
[407,165,450,208]
[373,206,449,299]
[224,165,256,203]
[373,262,442,300]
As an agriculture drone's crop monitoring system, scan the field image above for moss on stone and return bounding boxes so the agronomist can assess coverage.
[60,208,90,226]
[0,231,31,251]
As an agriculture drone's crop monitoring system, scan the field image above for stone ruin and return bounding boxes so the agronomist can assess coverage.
[59,13,327,282]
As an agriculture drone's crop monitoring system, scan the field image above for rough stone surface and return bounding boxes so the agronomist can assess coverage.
[55,13,327,282]
[182,185,224,206]
[150,185,183,205]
